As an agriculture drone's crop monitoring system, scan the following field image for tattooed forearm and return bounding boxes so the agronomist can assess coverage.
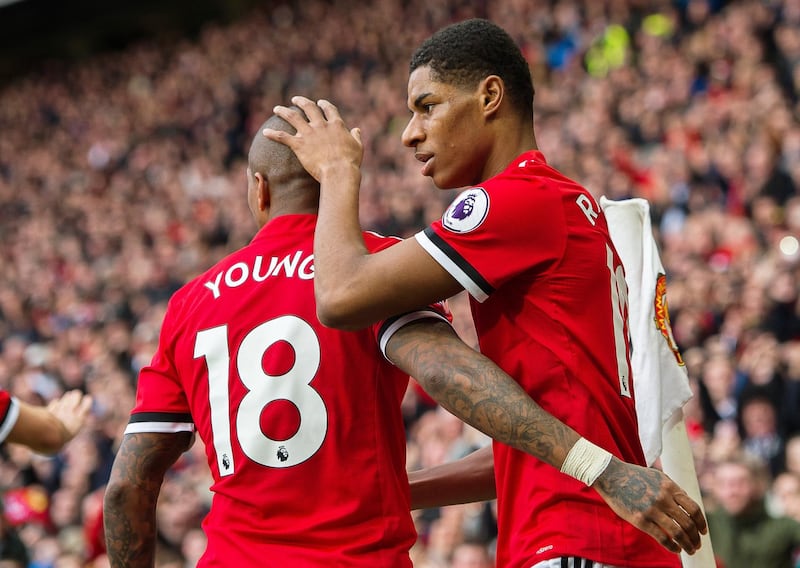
[390,320,707,555]
[104,432,193,568]
[387,320,579,469]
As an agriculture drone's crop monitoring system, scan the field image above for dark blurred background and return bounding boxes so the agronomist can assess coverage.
[0,0,263,82]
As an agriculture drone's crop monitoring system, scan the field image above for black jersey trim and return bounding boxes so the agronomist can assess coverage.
[423,227,494,297]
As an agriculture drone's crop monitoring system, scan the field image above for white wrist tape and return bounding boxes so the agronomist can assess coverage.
[560,437,613,486]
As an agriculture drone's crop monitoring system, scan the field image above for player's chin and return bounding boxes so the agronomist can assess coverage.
[432,170,467,191]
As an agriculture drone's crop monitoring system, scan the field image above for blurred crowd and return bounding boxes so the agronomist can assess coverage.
[0,0,799,566]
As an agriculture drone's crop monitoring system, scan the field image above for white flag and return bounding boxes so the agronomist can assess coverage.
[600,196,691,465]
[601,196,715,567]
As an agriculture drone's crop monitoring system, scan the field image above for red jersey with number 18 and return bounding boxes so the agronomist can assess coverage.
[127,214,450,567]
[415,151,680,568]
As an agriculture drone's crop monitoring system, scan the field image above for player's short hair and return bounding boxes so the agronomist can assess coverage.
[250,108,314,190]
[410,18,534,121]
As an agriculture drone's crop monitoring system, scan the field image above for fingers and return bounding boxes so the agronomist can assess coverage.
[263,97,338,144]
[639,517,682,554]
[262,127,289,144]
[597,464,706,555]
[265,102,309,141]
[266,96,342,131]
[48,389,78,412]
[649,487,706,555]
[675,491,708,534]
[75,392,93,419]
[290,95,327,123]
[638,506,699,555]
[315,98,342,123]
[49,390,93,438]
[661,510,700,554]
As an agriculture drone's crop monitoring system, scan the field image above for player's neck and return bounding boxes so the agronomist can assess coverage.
[481,127,537,182]
[267,203,318,221]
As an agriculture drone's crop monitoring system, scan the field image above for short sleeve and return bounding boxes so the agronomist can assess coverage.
[0,390,20,444]
[362,231,454,363]
[414,181,566,302]
[126,299,195,435]
[374,300,453,362]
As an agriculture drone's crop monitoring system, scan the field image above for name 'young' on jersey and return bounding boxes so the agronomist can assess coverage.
[128,214,450,567]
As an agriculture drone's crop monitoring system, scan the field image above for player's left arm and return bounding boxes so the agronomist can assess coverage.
[103,431,194,568]
[387,320,577,471]
[387,319,708,554]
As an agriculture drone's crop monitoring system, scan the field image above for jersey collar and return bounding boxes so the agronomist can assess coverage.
[251,214,317,244]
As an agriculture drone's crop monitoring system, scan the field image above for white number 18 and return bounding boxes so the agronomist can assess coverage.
[194,315,327,475]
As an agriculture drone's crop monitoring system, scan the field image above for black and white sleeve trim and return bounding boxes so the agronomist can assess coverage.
[125,412,196,435]
[0,398,20,444]
[415,227,494,302]
[378,309,452,363]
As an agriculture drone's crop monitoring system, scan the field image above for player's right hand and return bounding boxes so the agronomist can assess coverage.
[264,96,364,184]
[592,457,707,555]
[47,389,93,443]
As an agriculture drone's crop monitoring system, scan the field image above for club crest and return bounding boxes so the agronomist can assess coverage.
[654,273,684,366]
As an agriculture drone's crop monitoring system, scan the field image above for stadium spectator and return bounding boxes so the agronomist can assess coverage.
[706,453,800,568]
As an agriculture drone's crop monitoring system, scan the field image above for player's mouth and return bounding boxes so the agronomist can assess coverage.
[415,152,434,177]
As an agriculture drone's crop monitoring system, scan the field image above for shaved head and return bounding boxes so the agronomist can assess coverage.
[249,109,318,203]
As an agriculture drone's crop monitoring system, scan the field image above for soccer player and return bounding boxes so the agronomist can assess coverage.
[0,388,91,455]
[104,112,628,567]
[264,18,707,568]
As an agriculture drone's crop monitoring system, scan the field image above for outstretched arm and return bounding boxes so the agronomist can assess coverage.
[265,97,462,330]
[388,320,707,555]
[7,390,92,454]
[104,432,194,568]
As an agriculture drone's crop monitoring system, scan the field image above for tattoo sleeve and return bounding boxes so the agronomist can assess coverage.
[103,431,194,568]
[389,320,706,555]
[386,320,579,470]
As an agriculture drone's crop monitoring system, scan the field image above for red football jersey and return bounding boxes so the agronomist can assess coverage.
[127,214,450,567]
[415,151,680,568]
[0,390,19,443]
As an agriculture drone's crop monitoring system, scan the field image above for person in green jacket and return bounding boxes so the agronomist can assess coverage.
[707,452,800,568]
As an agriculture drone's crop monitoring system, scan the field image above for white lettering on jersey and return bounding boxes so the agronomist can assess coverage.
[203,252,314,299]
[271,251,303,277]
[576,194,599,226]
[253,256,279,282]
[298,255,314,279]
[225,262,249,287]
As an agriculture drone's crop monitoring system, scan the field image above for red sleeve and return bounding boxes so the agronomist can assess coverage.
[126,296,195,434]
[414,179,566,302]
[0,390,20,443]
[361,231,453,361]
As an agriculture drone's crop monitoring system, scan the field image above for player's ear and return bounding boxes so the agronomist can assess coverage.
[480,75,503,117]
[255,172,270,212]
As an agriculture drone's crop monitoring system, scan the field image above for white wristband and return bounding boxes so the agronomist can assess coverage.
[560,437,613,486]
